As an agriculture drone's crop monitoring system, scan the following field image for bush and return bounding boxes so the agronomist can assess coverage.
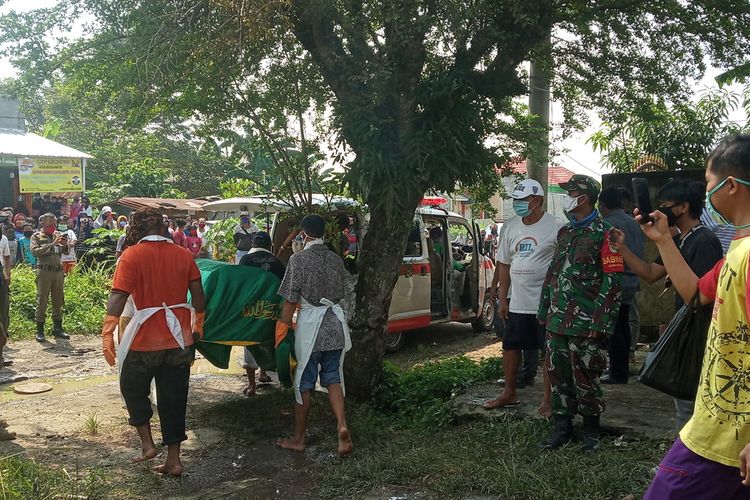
[371,356,503,429]
[9,264,111,339]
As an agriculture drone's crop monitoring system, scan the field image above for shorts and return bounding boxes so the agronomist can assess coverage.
[299,349,342,393]
[644,437,750,499]
[502,312,544,351]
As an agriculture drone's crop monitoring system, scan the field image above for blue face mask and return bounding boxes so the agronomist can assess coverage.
[706,177,750,229]
[512,199,532,217]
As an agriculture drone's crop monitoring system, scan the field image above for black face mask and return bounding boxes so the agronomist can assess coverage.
[23,231,33,237]
[658,205,681,227]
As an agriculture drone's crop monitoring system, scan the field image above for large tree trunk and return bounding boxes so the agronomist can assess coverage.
[344,201,420,399]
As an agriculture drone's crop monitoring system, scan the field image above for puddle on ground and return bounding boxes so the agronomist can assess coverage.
[190,346,247,376]
[0,374,117,403]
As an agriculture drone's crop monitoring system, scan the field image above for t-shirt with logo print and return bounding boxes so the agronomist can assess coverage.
[683,236,750,467]
[496,213,565,314]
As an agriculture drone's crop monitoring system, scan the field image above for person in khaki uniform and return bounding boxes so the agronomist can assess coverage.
[31,213,70,342]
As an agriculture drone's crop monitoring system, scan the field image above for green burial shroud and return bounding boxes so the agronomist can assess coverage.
[193,259,294,387]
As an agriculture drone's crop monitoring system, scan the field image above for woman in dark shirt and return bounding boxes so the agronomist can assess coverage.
[612,179,723,431]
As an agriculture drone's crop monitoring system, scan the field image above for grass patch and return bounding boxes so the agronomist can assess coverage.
[332,357,664,498]
[0,455,106,499]
[9,264,111,339]
[372,356,503,429]
[83,412,101,437]
[319,414,667,499]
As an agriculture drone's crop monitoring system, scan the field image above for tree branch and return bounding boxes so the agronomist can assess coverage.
[289,2,359,107]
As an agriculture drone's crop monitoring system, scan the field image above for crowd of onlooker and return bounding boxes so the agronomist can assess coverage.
[0,194,215,268]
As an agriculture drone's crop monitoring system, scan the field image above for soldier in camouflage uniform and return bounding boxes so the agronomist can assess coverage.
[31,213,70,342]
[537,175,622,453]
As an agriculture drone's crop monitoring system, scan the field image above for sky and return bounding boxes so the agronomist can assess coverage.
[1,0,747,178]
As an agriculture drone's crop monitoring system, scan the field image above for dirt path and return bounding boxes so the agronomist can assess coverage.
[0,337,325,498]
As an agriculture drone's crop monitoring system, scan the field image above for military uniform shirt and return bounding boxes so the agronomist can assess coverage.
[537,214,622,337]
[30,231,64,266]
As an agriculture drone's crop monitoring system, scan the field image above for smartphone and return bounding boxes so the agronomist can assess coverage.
[631,177,653,223]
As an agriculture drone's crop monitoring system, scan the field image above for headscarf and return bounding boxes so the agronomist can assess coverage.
[94,206,113,228]
[117,215,128,229]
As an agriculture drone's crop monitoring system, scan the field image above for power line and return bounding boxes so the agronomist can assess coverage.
[559,150,603,177]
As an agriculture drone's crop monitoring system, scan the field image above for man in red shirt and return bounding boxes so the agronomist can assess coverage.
[101,207,205,476]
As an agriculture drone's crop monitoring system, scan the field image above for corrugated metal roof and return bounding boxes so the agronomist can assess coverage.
[511,161,577,184]
[0,130,94,159]
[116,197,209,212]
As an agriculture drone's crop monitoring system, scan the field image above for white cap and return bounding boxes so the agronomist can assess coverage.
[510,179,544,199]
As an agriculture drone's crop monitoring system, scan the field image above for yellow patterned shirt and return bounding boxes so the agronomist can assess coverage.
[681,236,750,467]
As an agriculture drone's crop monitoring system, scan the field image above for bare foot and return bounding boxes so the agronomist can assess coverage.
[131,447,158,463]
[242,385,256,397]
[538,400,552,419]
[483,395,521,410]
[152,462,183,477]
[337,428,353,456]
[0,428,16,441]
[276,437,305,452]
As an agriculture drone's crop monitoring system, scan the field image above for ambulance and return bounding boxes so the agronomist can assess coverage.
[202,196,497,352]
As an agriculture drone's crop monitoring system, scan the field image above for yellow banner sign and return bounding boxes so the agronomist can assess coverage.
[17,157,83,193]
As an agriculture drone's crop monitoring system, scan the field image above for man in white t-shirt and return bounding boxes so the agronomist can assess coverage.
[484,179,563,409]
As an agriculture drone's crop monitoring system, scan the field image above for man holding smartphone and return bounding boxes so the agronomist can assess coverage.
[31,213,70,342]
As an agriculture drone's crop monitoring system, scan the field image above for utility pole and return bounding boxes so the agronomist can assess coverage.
[527,37,551,209]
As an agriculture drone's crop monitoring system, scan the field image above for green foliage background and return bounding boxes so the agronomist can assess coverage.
[589,88,750,173]
[9,265,111,339]
[0,456,105,499]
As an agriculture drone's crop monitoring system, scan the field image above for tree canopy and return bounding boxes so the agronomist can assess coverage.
[588,87,750,173]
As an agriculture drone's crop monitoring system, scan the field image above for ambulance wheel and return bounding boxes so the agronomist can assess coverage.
[472,297,495,332]
[385,331,406,353]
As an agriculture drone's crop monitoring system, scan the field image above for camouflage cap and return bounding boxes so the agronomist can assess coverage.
[558,174,601,196]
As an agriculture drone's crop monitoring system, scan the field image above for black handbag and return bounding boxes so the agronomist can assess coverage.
[636,295,711,400]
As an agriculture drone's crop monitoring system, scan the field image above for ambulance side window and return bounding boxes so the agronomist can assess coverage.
[448,221,473,263]
[404,223,422,257]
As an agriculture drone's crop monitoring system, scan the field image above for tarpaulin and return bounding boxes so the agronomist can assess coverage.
[194,259,294,385]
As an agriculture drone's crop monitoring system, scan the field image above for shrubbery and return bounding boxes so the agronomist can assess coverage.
[9,264,111,339]
[371,356,503,428]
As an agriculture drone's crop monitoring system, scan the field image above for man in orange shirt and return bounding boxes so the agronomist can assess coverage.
[101,207,205,476]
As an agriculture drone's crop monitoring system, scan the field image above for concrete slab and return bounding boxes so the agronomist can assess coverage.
[454,380,676,439]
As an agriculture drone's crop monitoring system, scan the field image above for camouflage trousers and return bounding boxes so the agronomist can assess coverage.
[547,332,607,417]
